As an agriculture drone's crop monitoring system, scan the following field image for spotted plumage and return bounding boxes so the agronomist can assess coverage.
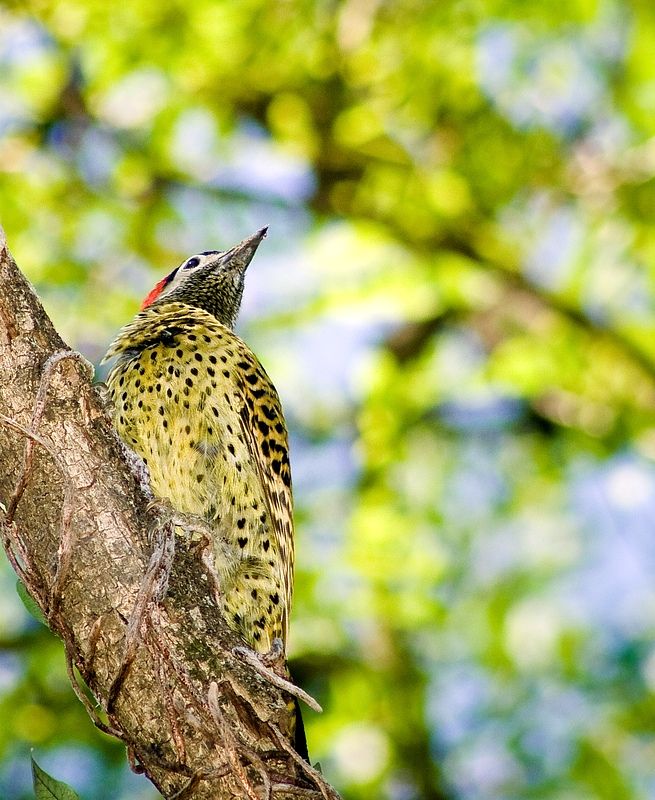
[103,230,294,653]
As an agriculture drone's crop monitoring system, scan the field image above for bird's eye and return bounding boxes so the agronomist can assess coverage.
[184,256,201,269]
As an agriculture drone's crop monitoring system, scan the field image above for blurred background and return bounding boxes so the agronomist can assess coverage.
[2,1,655,798]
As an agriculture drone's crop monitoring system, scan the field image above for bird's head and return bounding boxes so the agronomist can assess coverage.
[141,227,267,328]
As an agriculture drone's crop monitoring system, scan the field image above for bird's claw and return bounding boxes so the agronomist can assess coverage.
[146,500,212,546]
[261,637,286,673]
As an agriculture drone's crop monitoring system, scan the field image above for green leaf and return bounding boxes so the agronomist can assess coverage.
[16,581,48,626]
[31,756,81,800]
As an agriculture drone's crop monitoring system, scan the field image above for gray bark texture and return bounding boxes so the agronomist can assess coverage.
[0,229,338,800]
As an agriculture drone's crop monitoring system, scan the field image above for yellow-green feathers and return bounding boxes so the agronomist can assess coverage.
[105,302,294,651]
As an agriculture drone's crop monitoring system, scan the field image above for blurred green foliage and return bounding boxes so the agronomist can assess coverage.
[2,1,655,798]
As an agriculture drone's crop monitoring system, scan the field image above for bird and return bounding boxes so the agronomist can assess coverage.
[103,228,306,754]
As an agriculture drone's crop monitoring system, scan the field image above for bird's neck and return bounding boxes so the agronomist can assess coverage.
[104,302,232,363]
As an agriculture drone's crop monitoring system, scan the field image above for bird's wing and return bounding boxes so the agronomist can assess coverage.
[233,356,295,645]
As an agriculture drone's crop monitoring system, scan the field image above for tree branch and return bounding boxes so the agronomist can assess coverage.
[0,229,337,800]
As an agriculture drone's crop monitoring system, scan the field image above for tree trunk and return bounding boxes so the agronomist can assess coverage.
[0,228,337,800]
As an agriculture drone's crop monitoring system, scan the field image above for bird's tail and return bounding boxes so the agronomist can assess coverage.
[293,697,309,761]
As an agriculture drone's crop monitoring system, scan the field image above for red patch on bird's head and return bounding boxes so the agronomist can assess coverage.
[140,269,177,310]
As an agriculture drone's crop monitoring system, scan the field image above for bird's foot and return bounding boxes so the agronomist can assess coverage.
[261,637,286,675]
[144,502,224,606]
[145,499,212,548]
[154,504,228,607]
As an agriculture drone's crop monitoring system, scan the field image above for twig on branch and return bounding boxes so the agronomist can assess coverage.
[208,682,266,800]
[269,726,337,800]
[63,653,123,740]
[107,515,175,711]
[233,646,323,713]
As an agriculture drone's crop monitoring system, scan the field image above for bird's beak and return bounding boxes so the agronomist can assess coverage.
[221,227,268,272]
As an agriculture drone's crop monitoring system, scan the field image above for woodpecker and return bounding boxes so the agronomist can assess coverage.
[103,229,296,657]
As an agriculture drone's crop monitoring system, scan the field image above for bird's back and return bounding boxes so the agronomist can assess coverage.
[105,301,294,651]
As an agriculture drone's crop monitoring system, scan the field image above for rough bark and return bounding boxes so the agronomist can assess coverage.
[0,229,338,800]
